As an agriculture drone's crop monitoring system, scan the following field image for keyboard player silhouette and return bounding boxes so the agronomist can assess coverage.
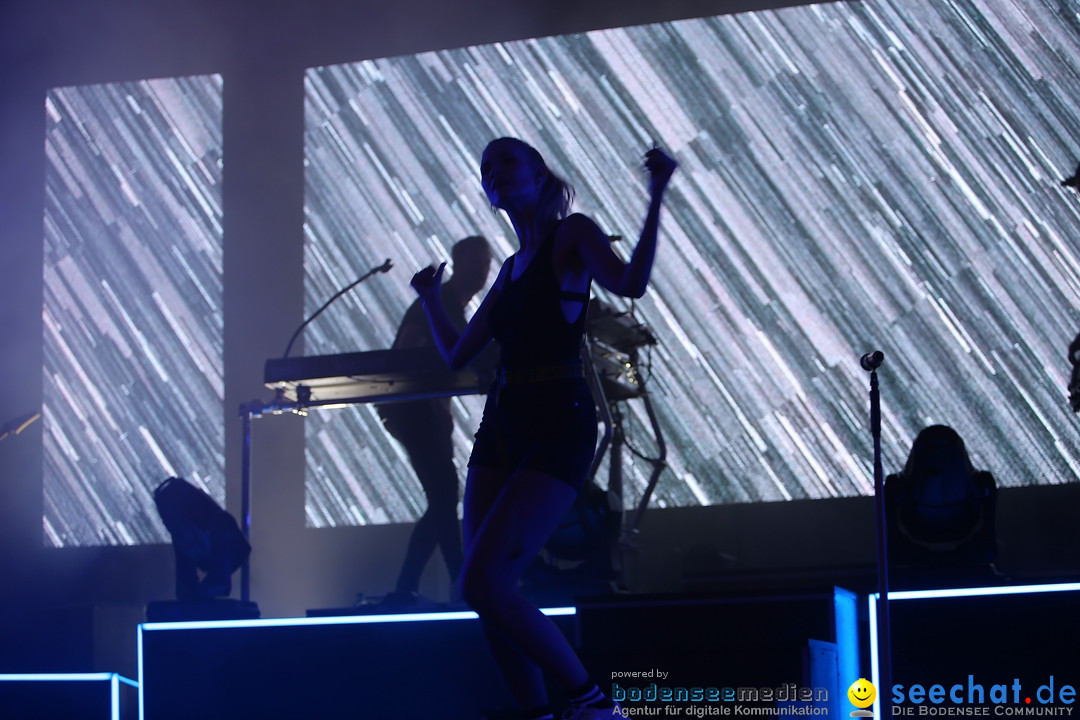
[376,236,494,608]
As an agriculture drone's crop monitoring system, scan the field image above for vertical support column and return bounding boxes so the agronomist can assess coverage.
[222,61,306,614]
[0,71,46,595]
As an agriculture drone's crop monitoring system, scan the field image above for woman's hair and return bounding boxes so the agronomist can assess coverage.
[487,137,575,221]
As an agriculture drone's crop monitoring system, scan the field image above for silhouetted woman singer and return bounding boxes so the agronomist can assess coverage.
[411,137,677,720]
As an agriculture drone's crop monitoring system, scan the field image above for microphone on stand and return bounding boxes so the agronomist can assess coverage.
[1062,163,1080,190]
[281,259,393,359]
[860,345,891,715]
[0,411,41,443]
[860,350,884,372]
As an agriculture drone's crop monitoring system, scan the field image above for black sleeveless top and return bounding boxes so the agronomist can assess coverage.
[489,225,590,370]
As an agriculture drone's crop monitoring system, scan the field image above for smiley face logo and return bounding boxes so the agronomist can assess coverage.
[848,678,877,714]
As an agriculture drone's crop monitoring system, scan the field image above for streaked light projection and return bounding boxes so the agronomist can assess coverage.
[44,76,225,546]
[303,0,1080,527]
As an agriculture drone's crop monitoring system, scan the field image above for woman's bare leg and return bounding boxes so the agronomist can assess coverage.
[462,466,546,709]
[460,465,590,709]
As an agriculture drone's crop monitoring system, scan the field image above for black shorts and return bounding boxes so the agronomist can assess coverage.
[468,377,598,490]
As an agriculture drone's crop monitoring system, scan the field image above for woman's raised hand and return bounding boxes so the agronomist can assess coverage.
[645,146,678,197]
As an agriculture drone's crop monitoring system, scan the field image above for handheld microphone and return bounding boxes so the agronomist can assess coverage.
[860,350,884,372]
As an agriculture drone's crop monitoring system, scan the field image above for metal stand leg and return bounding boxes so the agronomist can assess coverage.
[868,365,891,714]
[240,405,254,604]
[622,375,668,550]
[583,340,667,591]
[864,360,889,716]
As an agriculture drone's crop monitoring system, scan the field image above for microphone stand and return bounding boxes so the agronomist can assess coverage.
[280,258,393,359]
[239,259,392,603]
[864,352,891,716]
[0,412,40,443]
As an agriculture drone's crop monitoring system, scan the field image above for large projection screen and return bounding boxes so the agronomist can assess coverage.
[300,0,1080,528]
[43,76,225,547]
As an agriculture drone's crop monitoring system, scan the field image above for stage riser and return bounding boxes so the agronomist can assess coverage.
[138,589,1080,720]
[0,677,137,720]
[140,615,571,720]
[887,591,1080,688]
[578,594,850,690]
[139,591,857,720]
